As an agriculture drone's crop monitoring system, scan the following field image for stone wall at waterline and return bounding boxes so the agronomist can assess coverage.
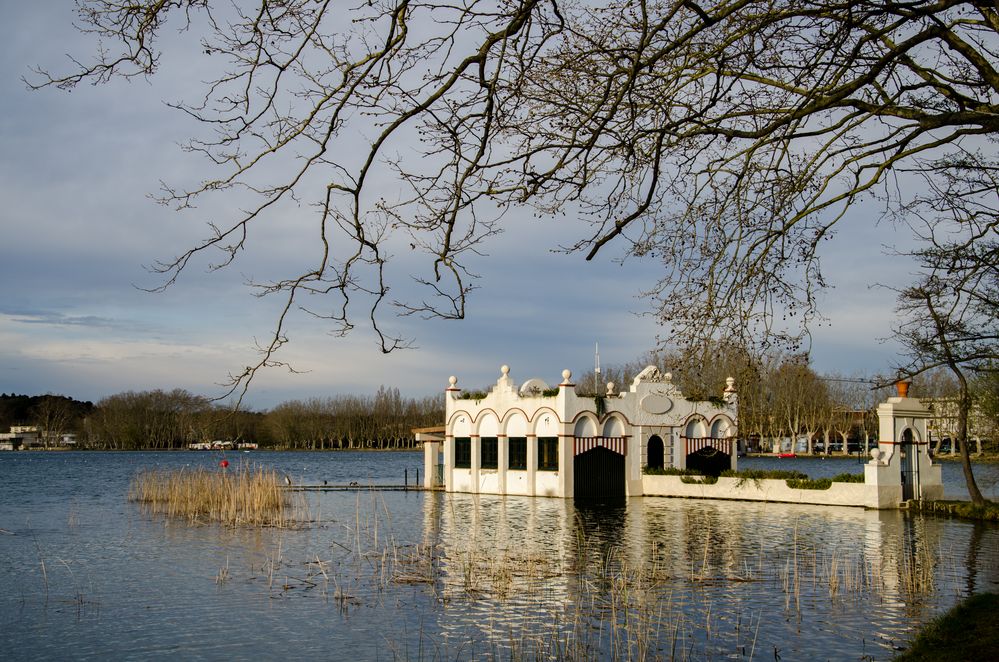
[641,475,879,508]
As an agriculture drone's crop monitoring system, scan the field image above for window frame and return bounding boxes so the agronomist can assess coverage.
[508,437,527,470]
[454,437,471,469]
[481,437,498,469]
[538,436,559,471]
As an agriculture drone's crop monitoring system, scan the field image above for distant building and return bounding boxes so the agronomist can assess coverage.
[0,427,76,449]
[0,426,40,450]
[921,397,992,454]
[420,365,738,499]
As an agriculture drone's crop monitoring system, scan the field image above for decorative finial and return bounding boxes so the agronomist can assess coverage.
[896,379,911,398]
[725,376,736,392]
[448,376,458,388]
[501,364,510,376]
[562,369,572,383]
[664,372,673,381]
[606,382,615,396]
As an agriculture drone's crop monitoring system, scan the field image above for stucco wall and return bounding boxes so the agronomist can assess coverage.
[536,471,560,497]
[641,475,879,508]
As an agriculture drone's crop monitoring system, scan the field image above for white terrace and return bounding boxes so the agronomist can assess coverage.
[419,365,738,499]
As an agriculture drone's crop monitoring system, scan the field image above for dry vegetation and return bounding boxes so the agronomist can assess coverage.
[129,464,304,527]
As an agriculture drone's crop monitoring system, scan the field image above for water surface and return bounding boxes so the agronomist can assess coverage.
[1,451,997,660]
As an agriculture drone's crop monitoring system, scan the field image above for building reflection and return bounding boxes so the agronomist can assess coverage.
[418,492,999,655]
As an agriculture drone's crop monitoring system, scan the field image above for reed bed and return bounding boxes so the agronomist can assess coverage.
[129,464,302,527]
[203,492,946,660]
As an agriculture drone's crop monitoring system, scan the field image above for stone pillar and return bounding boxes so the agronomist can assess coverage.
[673,429,685,470]
[498,434,508,494]
[527,433,537,496]
[558,369,574,499]
[867,380,944,508]
[471,434,480,494]
[422,438,440,489]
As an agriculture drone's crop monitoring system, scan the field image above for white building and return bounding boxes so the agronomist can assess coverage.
[420,365,738,499]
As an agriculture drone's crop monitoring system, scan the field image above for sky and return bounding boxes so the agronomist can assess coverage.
[0,3,916,410]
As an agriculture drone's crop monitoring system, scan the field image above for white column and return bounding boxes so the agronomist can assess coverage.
[498,435,508,494]
[527,434,537,496]
[559,431,573,498]
[471,435,480,494]
[445,435,455,493]
[421,437,436,488]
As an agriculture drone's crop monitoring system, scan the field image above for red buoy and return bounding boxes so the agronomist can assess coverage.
[220,459,229,468]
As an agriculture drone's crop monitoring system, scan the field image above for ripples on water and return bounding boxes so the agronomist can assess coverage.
[0,451,997,660]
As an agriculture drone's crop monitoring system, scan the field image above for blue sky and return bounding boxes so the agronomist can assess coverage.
[0,3,914,409]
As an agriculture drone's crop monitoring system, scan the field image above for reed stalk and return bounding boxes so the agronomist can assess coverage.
[129,464,302,527]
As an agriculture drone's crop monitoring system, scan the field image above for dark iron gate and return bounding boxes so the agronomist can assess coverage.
[573,446,625,500]
[900,428,918,501]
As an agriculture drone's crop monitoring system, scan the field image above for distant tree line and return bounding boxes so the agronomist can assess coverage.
[9,352,998,454]
[2,387,443,450]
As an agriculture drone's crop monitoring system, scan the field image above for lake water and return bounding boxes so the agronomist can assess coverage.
[1,451,997,660]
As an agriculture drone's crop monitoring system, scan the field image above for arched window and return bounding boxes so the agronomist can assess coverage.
[574,416,597,438]
[602,416,625,437]
[710,418,731,438]
[684,418,706,438]
[647,435,664,469]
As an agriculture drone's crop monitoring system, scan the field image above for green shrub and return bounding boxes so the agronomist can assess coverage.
[457,390,489,401]
[681,475,718,484]
[786,477,833,490]
[831,472,865,483]
[721,468,808,480]
[643,466,703,476]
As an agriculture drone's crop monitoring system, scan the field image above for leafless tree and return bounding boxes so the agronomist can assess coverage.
[30,395,77,448]
[887,144,999,503]
[32,1,999,401]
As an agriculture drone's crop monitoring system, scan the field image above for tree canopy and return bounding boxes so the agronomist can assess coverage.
[33,0,999,397]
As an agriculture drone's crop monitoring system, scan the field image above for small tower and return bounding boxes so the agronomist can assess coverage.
[866,380,943,505]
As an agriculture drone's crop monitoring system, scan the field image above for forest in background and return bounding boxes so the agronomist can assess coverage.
[4,349,998,453]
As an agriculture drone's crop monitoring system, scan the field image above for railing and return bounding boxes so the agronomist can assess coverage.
[683,436,734,456]
[574,436,627,456]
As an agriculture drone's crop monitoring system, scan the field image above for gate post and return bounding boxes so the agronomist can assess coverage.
[866,380,943,507]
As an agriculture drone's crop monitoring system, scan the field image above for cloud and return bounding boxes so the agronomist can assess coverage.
[0,309,144,332]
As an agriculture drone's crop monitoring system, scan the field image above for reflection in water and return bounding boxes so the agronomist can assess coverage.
[417,494,999,660]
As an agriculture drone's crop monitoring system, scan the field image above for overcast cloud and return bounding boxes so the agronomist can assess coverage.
[0,3,916,409]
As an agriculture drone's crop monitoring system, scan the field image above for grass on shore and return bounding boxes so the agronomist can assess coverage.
[915,499,999,522]
[895,592,999,661]
[129,464,301,527]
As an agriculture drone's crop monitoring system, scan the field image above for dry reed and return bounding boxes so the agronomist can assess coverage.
[129,464,301,527]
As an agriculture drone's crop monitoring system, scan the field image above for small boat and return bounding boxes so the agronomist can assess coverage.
[777,452,796,459]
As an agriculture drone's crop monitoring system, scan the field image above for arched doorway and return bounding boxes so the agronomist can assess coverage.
[574,446,625,500]
[900,428,919,501]
[647,435,664,470]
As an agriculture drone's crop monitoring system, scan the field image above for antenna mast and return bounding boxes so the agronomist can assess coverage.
[594,342,601,393]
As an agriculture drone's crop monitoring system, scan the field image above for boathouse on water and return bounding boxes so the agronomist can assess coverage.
[418,365,738,499]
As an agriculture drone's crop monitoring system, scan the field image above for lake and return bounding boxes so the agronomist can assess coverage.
[1,451,997,660]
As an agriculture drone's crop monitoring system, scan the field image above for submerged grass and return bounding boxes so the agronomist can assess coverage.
[129,464,302,527]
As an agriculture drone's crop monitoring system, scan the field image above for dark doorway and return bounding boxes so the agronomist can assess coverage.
[900,428,918,501]
[573,446,625,501]
[686,446,730,477]
[647,435,664,470]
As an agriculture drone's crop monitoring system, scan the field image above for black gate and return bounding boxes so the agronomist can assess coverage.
[574,446,625,500]
[647,435,664,470]
[900,429,918,501]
